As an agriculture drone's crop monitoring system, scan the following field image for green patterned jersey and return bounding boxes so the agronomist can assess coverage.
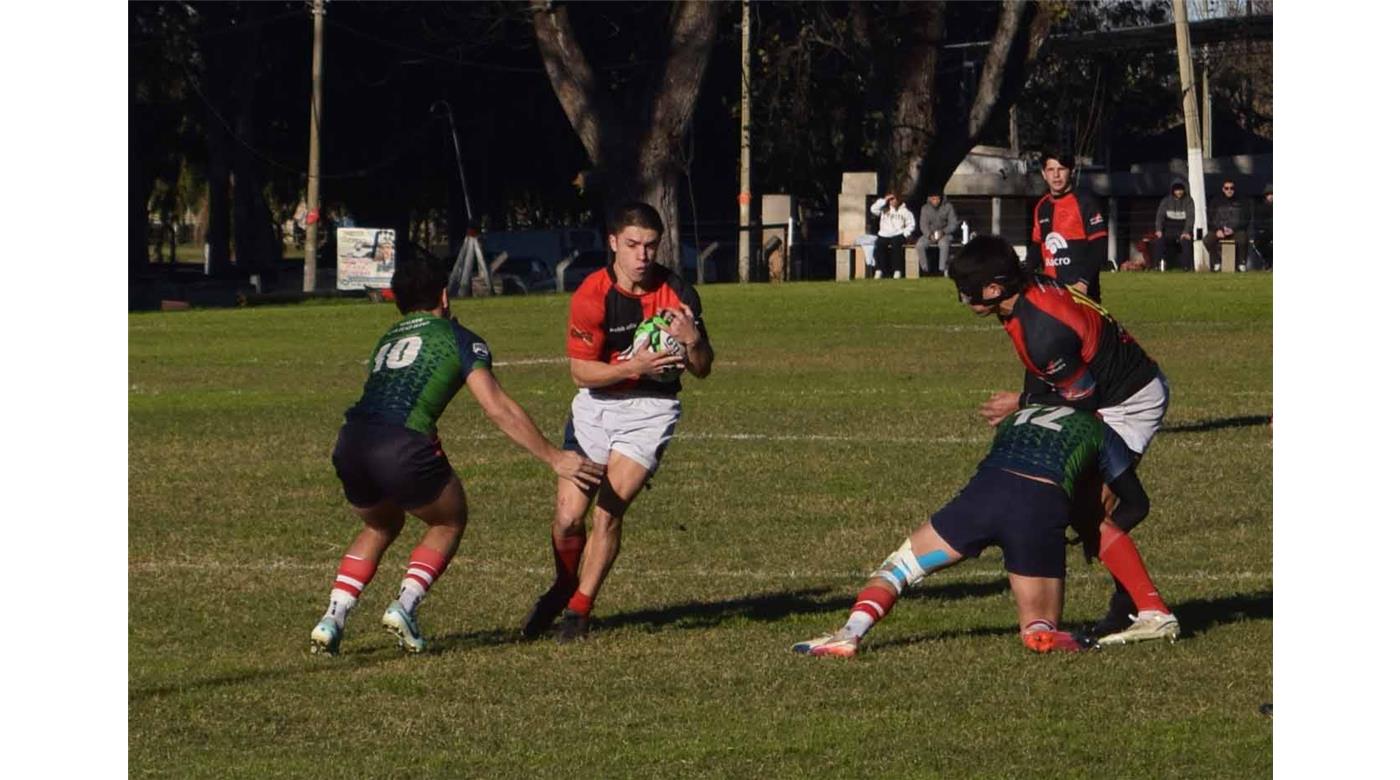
[344,313,492,435]
[977,405,1134,497]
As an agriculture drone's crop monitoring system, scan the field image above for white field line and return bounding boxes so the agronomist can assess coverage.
[889,320,1262,332]
[448,430,1268,447]
[492,357,570,367]
[128,557,1270,584]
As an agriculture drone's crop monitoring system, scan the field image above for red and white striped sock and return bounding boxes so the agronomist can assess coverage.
[325,554,378,626]
[395,546,451,615]
[843,585,898,638]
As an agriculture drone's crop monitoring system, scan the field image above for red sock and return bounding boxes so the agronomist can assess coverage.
[851,585,898,624]
[333,554,378,598]
[566,590,595,616]
[1098,526,1170,614]
[552,533,585,590]
[404,546,451,594]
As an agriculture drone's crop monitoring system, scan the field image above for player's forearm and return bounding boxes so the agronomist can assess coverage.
[1106,470,1150,533]
[1090,236,1108,267]
[485,396,559,465]
[684,339,714,379]
[570,358,637,389]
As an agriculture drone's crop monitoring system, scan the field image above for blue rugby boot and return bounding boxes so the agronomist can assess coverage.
[381,601,427,654]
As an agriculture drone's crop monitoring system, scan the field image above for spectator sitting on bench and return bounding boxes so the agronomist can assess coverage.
[917,192,958,277]
[870,192,915,279]
[1204,178,1254,272]
[1152,179,1195,272]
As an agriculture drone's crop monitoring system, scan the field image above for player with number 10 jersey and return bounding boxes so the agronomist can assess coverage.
[310,254,603,658]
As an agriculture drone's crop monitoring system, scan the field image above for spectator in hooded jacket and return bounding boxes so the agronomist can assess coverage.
[1204,178,1254,271]
[1152,179,1196,271]
[870,193,916,279]
[916,193,959,277]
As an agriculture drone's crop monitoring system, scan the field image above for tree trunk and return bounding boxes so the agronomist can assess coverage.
[205,133,232,276]
[884,0,1061,201]
[130,151,154,277]
[531,1,719,269]
[229,10,281,286]
[638,170,682,271]
[202,27,233,278]
[885,2,946,198]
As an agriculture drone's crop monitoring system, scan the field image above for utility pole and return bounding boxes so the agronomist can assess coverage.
[737,0,751,283]
[1171,0,1209,271]
[302,0,326,292]
[1202,60,1212,159]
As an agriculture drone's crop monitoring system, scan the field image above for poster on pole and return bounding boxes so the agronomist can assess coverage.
[336,227,396,290]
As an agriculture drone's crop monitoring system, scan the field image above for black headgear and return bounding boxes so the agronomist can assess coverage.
[947,235,1027,306]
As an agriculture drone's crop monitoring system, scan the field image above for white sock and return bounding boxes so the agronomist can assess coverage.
[841,611,876,638]
[396,579,427,615]
[324,590,357,627]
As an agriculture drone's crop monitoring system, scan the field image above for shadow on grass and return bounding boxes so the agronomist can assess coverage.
[600,578,1009,633]
[128,627,515,704]
[864,624,1021,652]
[819,589,1273,655]
[1160,415,1271,434]
[1172,590,1272,639]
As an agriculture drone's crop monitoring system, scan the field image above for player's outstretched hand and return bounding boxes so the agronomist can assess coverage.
[979,391,1019,426]
[552,450,606,490]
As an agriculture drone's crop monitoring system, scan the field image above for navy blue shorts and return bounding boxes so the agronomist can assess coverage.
[928,468,1071,578]
[331,422,455,510]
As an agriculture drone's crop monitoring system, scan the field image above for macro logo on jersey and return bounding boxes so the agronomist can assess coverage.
[1032,191,1107,284]
[979,406,1130,496]
[1043,233,1071,266]
[345,313,492,435]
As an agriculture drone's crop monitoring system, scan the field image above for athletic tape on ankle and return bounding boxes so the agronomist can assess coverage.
[874,540,951,594]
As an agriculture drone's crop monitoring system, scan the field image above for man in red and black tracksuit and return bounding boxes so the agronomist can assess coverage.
[1031,151,1109,302]
[949,235,1175,641]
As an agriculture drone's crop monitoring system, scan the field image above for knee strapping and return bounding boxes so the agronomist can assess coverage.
[873,539,951,595]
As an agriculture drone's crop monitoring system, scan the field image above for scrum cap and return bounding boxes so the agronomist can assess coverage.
[947,235,1028,306]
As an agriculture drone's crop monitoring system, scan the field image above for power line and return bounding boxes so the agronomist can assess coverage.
[324,16,664,74]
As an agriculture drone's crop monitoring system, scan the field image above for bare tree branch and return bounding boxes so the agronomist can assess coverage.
[966,1,1027,140]
[530,0,616,165]
[639,0,721,176]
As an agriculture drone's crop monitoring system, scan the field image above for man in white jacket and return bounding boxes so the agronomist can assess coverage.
[870,192,915,279]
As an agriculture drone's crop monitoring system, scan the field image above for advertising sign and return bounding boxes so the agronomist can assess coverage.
[336,227,396,290]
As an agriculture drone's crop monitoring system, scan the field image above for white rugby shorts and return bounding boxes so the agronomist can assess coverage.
[566,390,681,473]
[1098,371,1170,456]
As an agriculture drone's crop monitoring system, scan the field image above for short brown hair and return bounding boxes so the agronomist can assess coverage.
[607,201,664,236]
[1040,150,1074,169]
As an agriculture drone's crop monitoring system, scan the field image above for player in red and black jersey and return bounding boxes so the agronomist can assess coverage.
[949,235,1174,641]
[520,202,715,642]
[1031,151,1109,302]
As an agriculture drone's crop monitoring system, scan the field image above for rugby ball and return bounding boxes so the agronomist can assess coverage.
[631,314,686,380]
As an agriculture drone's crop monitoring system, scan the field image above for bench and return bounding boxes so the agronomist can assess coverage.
[834,241,959,280]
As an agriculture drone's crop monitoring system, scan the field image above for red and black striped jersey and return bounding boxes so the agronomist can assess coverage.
[1002,277,1157,410]
[1032,190,1108,301]
[565,264,705,396]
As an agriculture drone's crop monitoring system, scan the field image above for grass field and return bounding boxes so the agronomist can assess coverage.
[129,273,1272,778]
